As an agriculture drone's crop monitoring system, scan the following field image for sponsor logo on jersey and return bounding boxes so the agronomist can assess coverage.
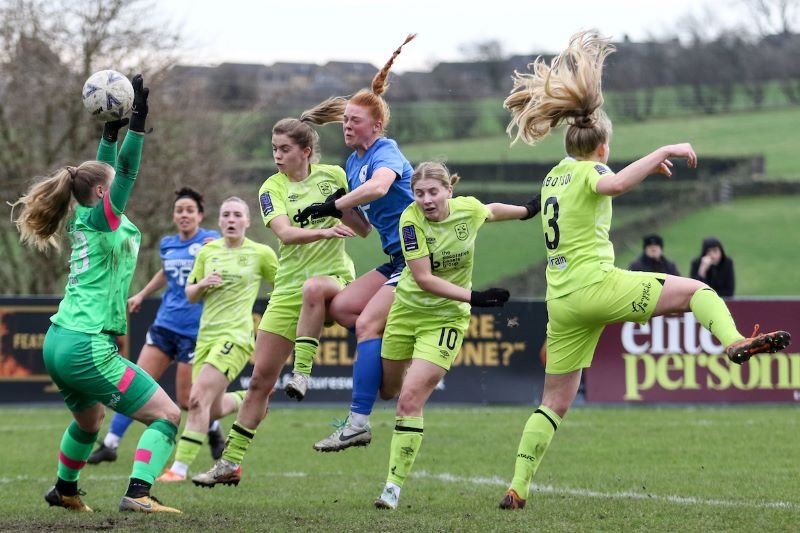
[594,164,610,175]
[454,222,469,241]
[287,193,300,203]
[260,192,274,216]
[402,225,418,251]
[548,255,568,270]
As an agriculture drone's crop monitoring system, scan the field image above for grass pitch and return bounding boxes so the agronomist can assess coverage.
[1,404,797,532]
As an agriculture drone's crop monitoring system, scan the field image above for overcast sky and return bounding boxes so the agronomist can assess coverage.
[159,0,743,71]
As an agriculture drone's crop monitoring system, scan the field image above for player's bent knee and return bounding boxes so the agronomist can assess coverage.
[396,393,422,416]
[379,388,396,401]
[301,279,327,303]
[163,403,181,426]
[247,373,275,396]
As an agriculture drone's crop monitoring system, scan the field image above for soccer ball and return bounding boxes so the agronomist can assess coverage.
[81,70,134,122]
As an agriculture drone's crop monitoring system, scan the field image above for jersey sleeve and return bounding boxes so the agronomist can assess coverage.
[86,130,143,232]
[96,137,117,167]
[333,166,349,192]
[258,177,287,228]
[202,228,222,241]
[464,196,491,224]
[371,142,406,179]
[398,205,429,262]
[586,163,613,193]
[159,235,169,263]
[259,245,279,285]
[187,245,208,284]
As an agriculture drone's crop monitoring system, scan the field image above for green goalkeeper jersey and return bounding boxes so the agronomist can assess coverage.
[188,237,278,347]
[541,157,615,301]
[395,196,491,318]
[51,131,144,336]
[258,164,355,297]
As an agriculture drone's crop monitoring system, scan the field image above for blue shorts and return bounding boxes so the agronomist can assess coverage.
[146,324,196,364]
[375,253,406,287]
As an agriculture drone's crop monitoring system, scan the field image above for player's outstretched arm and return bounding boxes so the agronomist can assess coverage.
[596,143,697,197]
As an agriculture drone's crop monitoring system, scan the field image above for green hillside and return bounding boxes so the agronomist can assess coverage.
[614,195,800,296]
[332,196,800,297]
[399,107,800,179]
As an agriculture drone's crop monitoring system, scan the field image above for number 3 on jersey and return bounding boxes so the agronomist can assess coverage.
[543,197,560,250]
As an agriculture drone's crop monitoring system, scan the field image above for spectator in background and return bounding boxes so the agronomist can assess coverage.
[629,234,680,276]
[690,237,735,297]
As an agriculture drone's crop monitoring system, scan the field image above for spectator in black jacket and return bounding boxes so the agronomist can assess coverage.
[629,234,680,276]
[690,237,735,297]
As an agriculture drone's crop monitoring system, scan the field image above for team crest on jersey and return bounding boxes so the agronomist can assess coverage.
[594,164,610,175]
[402,225,418,251]
[454,223,469,241]
[260,192,274,216]
[317,181,334,196]
[238,255,250,266]
[188,243,202,256]
[358,165,368,183]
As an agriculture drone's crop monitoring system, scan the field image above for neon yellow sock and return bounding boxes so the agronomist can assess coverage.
[386,416,424,488]
[225,389,247,409]
[173,429,205,470]
[293,337,319,375]
[509,406,561,499]
[222,422,256,464]
[689,288,743,346]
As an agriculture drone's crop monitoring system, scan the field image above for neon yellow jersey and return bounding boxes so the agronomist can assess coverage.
[257,164,355,296]
[395,196,490,318]
[540,157,615,300]
[188,238,278,347]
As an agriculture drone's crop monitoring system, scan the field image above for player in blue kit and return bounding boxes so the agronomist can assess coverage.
[293,36,418,449]
[88,187,223,464]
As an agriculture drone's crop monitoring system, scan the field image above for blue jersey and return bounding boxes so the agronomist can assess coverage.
[345,137,413,255]
[154,227,220,337]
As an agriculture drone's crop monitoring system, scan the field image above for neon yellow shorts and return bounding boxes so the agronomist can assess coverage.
[546,268,666,374]
[381,301,469,371]
[258,276,349,342]
[192,338,252,382]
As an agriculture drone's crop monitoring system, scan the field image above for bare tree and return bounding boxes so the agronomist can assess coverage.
[742,0,800,35]
[0,0,230,294]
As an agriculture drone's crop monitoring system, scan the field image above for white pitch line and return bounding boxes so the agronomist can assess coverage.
[412,471,799,511]
[6,468,797,512]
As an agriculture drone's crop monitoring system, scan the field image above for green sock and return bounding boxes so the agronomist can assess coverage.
[386,416,424,488]
[226,389,247,409]
[130,418,178,484]
[510,406,561,499]
[174,429,206,468]
[689,288,744,346]
[293,337,319,375]
[222,422,256,464]
[57,421,98,482]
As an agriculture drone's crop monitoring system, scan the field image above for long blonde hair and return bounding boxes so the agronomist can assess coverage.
[504,30,615,157]
[300,34,417,133]
[11,161,113,251]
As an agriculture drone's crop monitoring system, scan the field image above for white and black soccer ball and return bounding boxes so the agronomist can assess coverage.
[81,70,134,122]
